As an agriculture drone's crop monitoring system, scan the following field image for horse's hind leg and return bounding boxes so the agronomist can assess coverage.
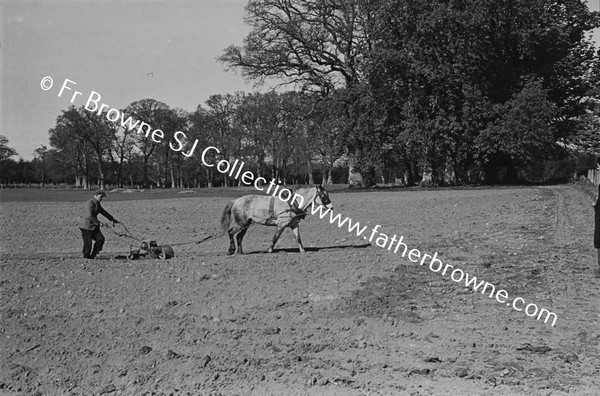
[236,227,248,254]
[291,225,305,254]
[268,226,286,253]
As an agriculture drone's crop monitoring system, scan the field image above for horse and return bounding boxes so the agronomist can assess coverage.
[220,185,333,255]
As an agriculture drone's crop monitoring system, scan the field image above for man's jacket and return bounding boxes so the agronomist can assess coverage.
[78,198,115,230]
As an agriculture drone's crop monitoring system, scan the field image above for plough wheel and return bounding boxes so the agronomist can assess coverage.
[160,245,174,259]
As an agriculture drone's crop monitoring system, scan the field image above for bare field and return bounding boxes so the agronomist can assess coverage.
[1,185,599,395]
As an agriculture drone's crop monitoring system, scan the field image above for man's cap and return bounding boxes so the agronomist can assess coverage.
[94,191,106,197]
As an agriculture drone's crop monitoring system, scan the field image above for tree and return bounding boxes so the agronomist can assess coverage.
[166,108,190,188]
[50,107,93,188]
[203,94,242,186]
[305,93,348,184]
[367,0,600,184]
[188,106,218,187]
[0,135,17,161]
[56,107,116,189]
[0,135,19,184]
[33,145,49,186]
[108,117,137,187]
[124,99,170,187]
[475,80,558,183]
[220,0,379,187]
[234,92,275,180]
[563,48,600,154]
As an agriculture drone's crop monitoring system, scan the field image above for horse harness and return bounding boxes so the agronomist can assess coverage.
[264,186,329,224]
[266,195,306,224]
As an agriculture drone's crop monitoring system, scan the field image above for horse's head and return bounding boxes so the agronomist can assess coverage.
[315,185,333,210]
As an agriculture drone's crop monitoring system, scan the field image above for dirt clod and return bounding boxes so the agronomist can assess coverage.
[99,384,116,394]
[456,368,469,378]
[138,346,152,355]
[200,355,211,368]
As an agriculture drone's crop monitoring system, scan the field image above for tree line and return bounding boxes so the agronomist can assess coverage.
[0,92,348,188]
[2,0,600,188]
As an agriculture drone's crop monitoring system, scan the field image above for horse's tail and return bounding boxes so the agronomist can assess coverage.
[221,200,234,234]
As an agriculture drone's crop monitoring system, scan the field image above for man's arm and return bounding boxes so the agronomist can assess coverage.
[98,204,117,223]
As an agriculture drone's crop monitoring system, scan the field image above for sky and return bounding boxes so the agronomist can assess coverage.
[1,0,600,160]
[1,0,267,159]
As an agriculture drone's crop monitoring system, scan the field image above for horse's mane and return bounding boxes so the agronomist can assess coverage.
[292,186,313,196]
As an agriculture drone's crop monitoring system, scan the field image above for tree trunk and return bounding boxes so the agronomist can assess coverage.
[402,169,410,187]
[156,162,162,188]
[80,149,89,189]
[98,163,105,190]
[420,170,433,187]
[443,158,457,186]
[205,168,213,188]
[307,160,314,185]
[170,163,176,189]
[420,158,433,187]
[74,166,81,188]
[402,160,417,187]
[143,157,150,187]
[347,155,364,188]
[117,155,124,188]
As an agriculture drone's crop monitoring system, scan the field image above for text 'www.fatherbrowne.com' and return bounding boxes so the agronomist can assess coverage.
[308,202,558,327]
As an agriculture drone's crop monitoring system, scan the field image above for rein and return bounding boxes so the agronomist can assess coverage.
[105,223,219,246]
[105,222,142,242]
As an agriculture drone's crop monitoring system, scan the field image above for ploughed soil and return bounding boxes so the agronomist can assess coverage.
[1,184,599,395]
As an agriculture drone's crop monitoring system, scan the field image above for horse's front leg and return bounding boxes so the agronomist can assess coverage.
[290,225,305,254]
[227,231,236,255]
[268,226,286,253]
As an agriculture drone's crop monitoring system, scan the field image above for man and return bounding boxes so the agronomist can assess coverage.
[78,191,119,259]
[594,157,600,274]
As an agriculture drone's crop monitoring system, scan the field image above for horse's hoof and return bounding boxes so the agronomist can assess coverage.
[227,250,235,255]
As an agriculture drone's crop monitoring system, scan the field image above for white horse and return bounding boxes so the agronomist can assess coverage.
[220,185,333,254]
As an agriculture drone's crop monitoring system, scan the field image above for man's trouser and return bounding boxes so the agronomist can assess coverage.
[80,226,105,259]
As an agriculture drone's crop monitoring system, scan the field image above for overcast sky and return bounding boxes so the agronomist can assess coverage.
[1,0,599,160]
[1,0,263,159]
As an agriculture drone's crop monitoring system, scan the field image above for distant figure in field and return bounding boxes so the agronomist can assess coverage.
[594,157,600,274]
[78,191,119,259]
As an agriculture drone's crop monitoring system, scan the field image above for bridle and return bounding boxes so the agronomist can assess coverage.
[315,185,331,207]
[292,185,331,218]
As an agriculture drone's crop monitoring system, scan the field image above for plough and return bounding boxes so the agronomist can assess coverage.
[126,240,175,260]
[106,222,214,260]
